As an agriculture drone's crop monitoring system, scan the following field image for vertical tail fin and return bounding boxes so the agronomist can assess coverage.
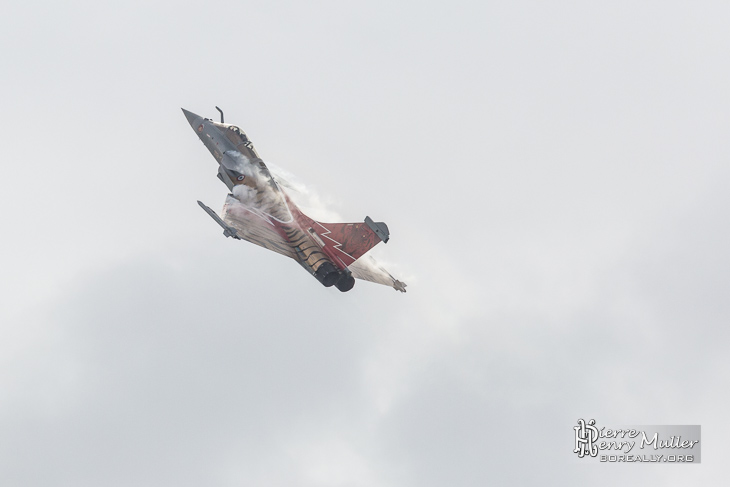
[311,217,389,266]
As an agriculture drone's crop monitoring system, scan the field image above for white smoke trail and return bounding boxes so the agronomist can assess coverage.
[231,184,256,205]
[267,163,343,223]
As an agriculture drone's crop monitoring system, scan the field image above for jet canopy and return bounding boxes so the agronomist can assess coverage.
[213,122,260,157]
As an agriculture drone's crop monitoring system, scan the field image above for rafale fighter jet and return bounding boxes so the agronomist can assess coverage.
[183,107,407,293]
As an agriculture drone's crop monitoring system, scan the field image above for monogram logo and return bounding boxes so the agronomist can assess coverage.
[574,419,599,457]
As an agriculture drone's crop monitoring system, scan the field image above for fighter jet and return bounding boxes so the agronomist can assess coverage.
[183,107,407,293]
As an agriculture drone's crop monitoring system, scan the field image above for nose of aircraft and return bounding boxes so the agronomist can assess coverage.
[181,108,202,128]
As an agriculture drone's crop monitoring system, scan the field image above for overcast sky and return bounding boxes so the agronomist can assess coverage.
[2,1,728,485]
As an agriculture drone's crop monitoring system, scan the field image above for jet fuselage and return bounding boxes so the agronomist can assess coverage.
[183,108,372,291]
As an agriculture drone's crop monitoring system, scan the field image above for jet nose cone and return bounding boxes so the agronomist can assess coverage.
[181,108,202,127]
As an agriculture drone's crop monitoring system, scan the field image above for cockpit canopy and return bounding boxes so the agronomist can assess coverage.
[212,122,260,158]
[226,125,249,142]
